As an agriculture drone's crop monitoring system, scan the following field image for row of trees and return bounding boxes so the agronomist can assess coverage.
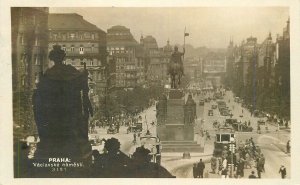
[97,85,164,121]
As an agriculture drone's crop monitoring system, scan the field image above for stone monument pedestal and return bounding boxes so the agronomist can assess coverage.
[157,89,203,153]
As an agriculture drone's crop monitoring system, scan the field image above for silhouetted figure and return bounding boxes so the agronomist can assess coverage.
[197,158,205,178]
[95,138,131,178]
[279,165,287,179]
[131,146,174,178]
[33,45,92,163]
[286,140,290,153]
[193,163,198,178]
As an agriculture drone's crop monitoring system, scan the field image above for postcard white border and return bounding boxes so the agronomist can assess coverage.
[1,0,300,185]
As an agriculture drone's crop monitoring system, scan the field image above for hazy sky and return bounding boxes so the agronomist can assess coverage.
[50,7,289,48]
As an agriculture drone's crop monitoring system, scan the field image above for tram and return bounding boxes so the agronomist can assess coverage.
[213,127,236,157]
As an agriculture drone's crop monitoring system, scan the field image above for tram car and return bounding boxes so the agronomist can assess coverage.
[213,127,236,157]
[129,134,162,164]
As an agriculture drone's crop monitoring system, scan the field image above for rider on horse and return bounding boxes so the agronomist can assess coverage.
[168,46,185,89]
[170,46,185,75]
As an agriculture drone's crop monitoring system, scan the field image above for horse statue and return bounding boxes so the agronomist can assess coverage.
[168,46,184,89]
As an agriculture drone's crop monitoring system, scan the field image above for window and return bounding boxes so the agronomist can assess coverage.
[91,44,94,52]
[35,36,38,46]
[35,55,39,65]
[70,33,75,39]
[20,33,24,45]
[79,47,84,54]
[91,61,93,66]
[84,32,91,38]
[91,34,95,40]
[53,33,58,40]
[62,45,66,51]
[62,33,66,40]
[32,15,36,25]
[71,46,75,52]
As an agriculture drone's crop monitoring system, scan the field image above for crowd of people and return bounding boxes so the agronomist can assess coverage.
[206,137,267,178]
[91,138,173,178]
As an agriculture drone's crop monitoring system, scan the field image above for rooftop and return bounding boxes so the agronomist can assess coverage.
[48,13,104,32]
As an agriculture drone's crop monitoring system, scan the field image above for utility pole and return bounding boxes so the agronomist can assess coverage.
[229,139,235,178]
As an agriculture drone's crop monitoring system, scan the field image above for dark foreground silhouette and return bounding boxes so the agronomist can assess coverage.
[14,138,174,178]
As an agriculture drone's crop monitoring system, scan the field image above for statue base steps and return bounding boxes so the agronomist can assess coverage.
[161,141,204,153]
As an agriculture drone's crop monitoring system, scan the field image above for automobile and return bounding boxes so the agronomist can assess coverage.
[257,119,266,126]
[127,122,143,134]
[208,110,213,116]
[199,100,205,106]
[220,110,230,116]
[107,124,118,134]
[211,104,217,109]
[225,118,238,125]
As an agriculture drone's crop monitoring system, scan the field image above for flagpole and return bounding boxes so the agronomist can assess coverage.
[184,26,186,60]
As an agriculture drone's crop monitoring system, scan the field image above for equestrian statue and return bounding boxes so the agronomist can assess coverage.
[168,46,185,89]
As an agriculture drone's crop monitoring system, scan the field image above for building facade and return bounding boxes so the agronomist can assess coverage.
[143,38,172,87]
[227,19,290,119]
[11,7,49,136]
[106,25,145,89]
[48,13,107,106]
[12,7,49,93]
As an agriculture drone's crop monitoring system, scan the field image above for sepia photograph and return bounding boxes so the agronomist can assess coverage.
[1,0,300,184]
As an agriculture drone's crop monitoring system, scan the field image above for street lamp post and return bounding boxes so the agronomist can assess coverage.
[229,138,235,178]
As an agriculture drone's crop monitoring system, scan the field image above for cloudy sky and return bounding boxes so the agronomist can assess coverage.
[50,7,289,48]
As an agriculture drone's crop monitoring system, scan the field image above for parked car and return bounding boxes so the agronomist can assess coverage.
[199,100,205,106]
[127,122,143,134]
[107,124,118,134]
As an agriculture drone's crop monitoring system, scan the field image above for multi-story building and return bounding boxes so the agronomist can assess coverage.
[48,13,107,101]
[274,19,290,119]
[143,38,172,86]
[12,7,49,93]
[239,36,259,87]
[257,33,276,90]
[106,25,145,89]
[202,52,226,88]
[11,7,49,136]
[184,57,202,80]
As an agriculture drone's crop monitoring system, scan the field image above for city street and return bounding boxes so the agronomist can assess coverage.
[89,83,290,178]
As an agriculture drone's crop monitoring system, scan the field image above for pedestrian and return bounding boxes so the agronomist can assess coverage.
[257,125,261,134]
[245,153,251,169]
[279,165,287,179]
[133,132,137,144]
[218,157,222,175]
[210,156,217,173]
[248,171,257,178]
[193,163,198,178]
[260,154,265,172]
[221,167,228,178]
[197,158,205,178]
[286,140,290,153]
[256,159,262,178]
[206,130,211,140]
